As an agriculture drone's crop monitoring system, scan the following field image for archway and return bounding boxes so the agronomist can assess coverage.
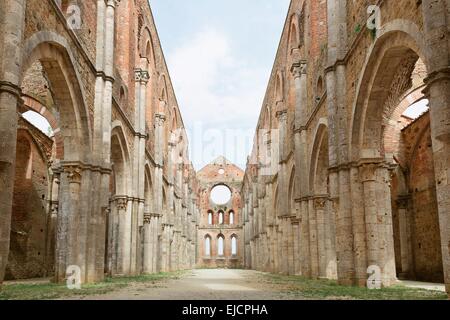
[310,122,337,279]
[107,125,131,275]
[350,28,442,285]
[15,34,93,282]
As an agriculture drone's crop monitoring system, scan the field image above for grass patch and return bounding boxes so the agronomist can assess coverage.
[0,271,185,300]
[261,273,448,300]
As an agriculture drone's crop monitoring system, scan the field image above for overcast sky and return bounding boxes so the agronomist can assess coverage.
[150,0,291,170]
[25,1,428,172]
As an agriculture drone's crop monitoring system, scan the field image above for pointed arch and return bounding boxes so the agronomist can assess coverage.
[275,71,285,103]
[349,21,428,161]
[310,119,329,195]
[111,122,132,196]
[22,31,93,161]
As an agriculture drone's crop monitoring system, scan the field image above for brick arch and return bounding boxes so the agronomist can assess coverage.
[288,13,301,52]
[21,31,92,162]
[288,164,296,215]
[274,71,285,103]
[138,26,156,70]
[111,123,132,196]
[383,86,426,158]
[22,96,64,159]
[144,163,153,213]
[310,119,328,195]
[350,24,428,162]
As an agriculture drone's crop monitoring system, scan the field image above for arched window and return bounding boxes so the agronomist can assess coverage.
[205,235,211,256]
[229,211,234,225]
[231,235,237,256]
[217,235,224,256]
[218,211,224,225]
[208,211,213,225]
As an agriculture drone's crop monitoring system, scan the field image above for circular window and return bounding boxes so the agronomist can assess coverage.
[218,168,225,175]
[210,185,231,205]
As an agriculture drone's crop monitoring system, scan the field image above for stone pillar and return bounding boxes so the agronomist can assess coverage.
[113,197,129,275]
[287,218,295,275]
[360,163,397,286]
[349,166,367,285]
[45,171,61,275]
[292,219,301,275]
[55,165,83,282]
[308,199,319,278]
[326,0,355,286]
[396,196,414,279]
[132,68,149,275]
[314,197,327,278]
[291,61,311,278]
[142,213,153,273]
[0,0,26,285]
[421,0,450,295]
[300,199,311,277]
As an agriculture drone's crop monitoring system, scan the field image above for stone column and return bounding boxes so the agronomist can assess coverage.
[114,197,129,275]
[142,213,153,273]
[421,0,450,295]
[287,218,295,275]
[291,61,311,278]
[396,196,414,279]
[0,0,26,285]
[55,165,82,282]
[291,219,301,275]
[360,163,397,287]
[314,197,327,278]
[308,199,319,278]
[45,171,61,276]
[349,165,367,285]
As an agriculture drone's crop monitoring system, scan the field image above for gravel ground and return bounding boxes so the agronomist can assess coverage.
[68,269,302,300]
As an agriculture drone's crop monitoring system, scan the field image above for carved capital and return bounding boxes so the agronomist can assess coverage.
[396,195,411,209]
[134,68,150,84]
[290,61,307,78]
[144,213,152,224]
[64,166,82,184]
[276,109,288,121]
[106,0,121,8]
[313,198,327,210]
[50,202,59,217]
[359,163,378,182]
[115,198,128,211]
[155,113,166,126]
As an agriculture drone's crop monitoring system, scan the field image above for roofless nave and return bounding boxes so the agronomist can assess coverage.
[0,0,449,296]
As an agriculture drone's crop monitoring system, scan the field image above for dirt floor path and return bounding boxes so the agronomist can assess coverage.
[69,269,299,300]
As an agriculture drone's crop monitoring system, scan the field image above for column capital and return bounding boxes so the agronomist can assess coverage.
[290,60,307,78]
[134,68,150,84]
[106,0,121,8]
[63,165,82,184]
[422,66,450,96]
[114,197,128,211]
[396,195,411,209]
[0,81,23,99]
[313,197,327,210]
[155,113,166,126]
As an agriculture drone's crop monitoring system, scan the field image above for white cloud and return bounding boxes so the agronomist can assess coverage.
[168,28,267,169]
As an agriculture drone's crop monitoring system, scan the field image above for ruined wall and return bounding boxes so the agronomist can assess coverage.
[403,113,443,282]
[6,120,53,280]
[197,157,244,269]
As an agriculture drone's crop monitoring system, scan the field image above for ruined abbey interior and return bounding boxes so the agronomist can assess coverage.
[0,0,449,298]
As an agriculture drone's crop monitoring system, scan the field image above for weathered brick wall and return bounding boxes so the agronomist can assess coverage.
[24,0,97,133]
[197,158,244,268]
[6,123,53,280]
[402,113,443,282]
